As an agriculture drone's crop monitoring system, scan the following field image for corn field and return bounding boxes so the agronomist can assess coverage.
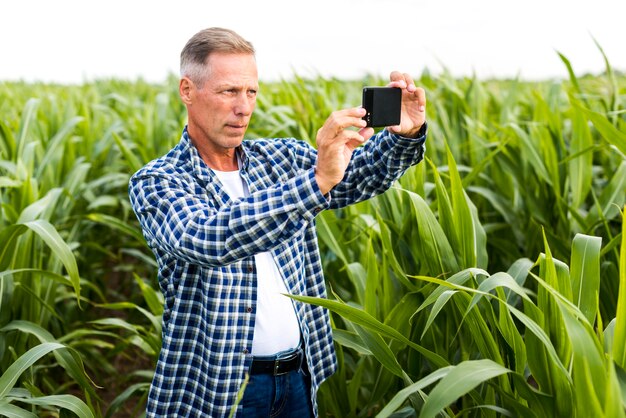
[1,49,625,417]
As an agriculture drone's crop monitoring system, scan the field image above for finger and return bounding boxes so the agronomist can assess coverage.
[345,129,370,150]
[388,71,407,89]
[388,124,402,134]
[403,72,417,93]
[357,127,375,141]
[414,87,426,112]
[321,108,367,137]
[388,71,418,94]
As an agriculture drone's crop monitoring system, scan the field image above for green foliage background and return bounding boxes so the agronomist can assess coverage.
[1,51,625,417]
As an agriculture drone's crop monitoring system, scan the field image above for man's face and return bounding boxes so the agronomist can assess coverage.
[184,52,258,155]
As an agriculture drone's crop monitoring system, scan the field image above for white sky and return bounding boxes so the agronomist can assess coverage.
[1,0,625,84]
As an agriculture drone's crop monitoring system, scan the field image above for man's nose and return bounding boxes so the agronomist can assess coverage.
[234,93,254,116]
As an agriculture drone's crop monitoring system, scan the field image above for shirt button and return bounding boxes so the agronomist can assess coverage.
[243,348,249,354]
[247,265,254,273]
[246,307,253,313]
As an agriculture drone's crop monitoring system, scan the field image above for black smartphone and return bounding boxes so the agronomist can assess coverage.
[362,86,402,127]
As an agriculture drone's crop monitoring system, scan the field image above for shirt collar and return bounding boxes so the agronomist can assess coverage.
[182,126,251,179]
[182,127,213,183]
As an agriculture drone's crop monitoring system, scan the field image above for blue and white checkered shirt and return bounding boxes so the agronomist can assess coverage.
[129,125,426,417]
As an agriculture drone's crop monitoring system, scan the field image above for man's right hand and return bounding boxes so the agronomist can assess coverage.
[314,107,375,195]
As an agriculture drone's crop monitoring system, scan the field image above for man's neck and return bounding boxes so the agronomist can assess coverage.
[201,149,239,171]
[190,137,239,171]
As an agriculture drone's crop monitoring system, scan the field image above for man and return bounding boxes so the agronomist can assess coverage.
[129,27,427,417]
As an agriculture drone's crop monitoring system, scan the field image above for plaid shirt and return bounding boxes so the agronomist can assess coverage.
[129,125,426,417]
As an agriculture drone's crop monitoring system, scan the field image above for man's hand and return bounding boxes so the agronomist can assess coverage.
[386,71,427,138]
[314,107,375,194]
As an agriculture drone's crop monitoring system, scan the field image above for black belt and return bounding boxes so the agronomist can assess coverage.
[250,348,303,376]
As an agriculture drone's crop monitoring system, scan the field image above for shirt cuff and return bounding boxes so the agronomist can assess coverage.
[288,168,330,221]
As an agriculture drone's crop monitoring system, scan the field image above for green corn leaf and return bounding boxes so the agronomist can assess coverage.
[345,262,366,306]
[0,342,65,399]
[420,290,456,339]
[613,206,626,368]
[0,118,17,160]
[574,102,626,155]
[35,116,84,179]
[86,212,147,244]
[287,294,448,368]
[568,105,594,208]
[364,236,379,316]
[90,317,139,334]
[332,329,372,355]
[509,123,552,185]
[353,323,404,378]
[0,224,28,272]
[604,318,616,354]
[534,123,562,198]
[1,320,98,392]
[375,212,412,291]
[452,292,505,367]
[418,359,510,418]
[134,274,164,317]
[229,373,249,418]
[467,192,488,269]
[0,402,38,418]
[447,143,477,269]
[604,361,626,418]
[584,161,626,230]
[505,258,534,302]
[554,297,605,416]
[557,51,583,99]
[112,131,144,174]
[0,177,22,188]
[396,188,459,277]
[15,98,40,161]
[468,271,533,317]
[346,360,367,414]
[316,211,349,265]
[570,234,602,324]
[16,188,63,223]
[605,161,626,217]
[536,233,574,414]
[0,268,73,287]
[376,367,453,418]
[5,394,94,418]
[427,158,459,267]
[414,268,489,316]
[496,294,527,374]
[104,382,149,418]
[22,220,81,306]
[96,301,161,335]
[507,300,570,379]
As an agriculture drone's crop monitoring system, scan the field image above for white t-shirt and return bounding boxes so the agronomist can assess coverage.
[212,168,301,355]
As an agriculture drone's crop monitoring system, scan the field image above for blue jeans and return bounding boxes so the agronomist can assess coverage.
[240,369,313,417]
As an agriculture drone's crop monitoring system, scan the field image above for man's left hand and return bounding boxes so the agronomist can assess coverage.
[386,71,427,138]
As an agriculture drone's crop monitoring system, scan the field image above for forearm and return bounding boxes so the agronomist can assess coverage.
[329,124,427,208]
[130,168,328,267]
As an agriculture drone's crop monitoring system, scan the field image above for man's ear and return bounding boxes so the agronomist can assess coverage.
[179,77,194,105]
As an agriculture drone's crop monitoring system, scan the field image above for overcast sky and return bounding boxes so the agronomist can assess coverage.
[1,0,625,84]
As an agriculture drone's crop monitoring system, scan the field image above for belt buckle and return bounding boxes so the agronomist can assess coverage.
[273,358,287,376]
[273,351,298,376]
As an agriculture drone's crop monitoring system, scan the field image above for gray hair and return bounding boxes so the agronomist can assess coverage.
[180,27,255,86]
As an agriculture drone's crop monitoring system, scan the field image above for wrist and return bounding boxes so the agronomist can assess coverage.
[400,121,428,139]
[314,169,334,195]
